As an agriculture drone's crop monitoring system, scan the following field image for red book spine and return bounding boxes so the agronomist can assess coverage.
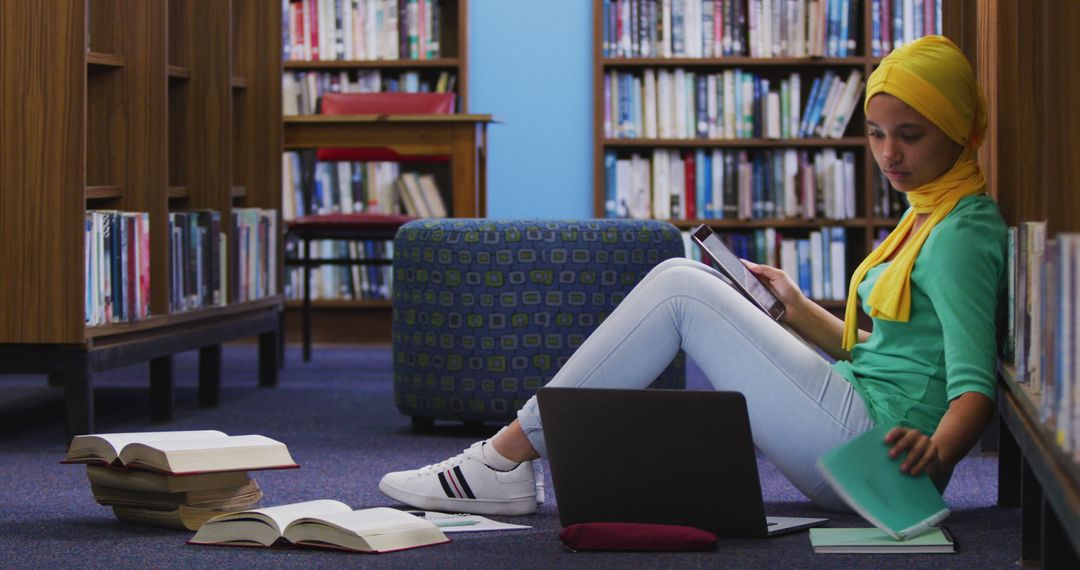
[308,0,320,60]
[127,215,137,321]
[292,1,305,60]
[683,150,697,220]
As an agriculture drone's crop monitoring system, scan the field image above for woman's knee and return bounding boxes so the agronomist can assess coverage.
[642,261,728,298]
[645,256,699,278]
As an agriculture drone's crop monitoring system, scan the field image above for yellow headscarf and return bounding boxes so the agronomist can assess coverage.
[841,35,988,352]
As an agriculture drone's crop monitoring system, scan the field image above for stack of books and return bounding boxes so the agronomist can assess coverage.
[63,430,299,530]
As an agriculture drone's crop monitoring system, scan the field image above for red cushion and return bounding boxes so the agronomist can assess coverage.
[321,92,456,115]
[559,522,718,552]
[316,93,456,163]
[286,213,416,239]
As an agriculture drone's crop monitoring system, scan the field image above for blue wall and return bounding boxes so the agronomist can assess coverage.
[469,0,593,218]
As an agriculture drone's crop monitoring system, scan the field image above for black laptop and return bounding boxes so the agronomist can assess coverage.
[536,388,828,538]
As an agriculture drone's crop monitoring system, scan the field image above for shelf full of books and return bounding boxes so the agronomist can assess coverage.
[282,0,464,115]
[85,208,279,328]
[684,226,849,305]
[1006,222,1080,462]
[282,154,448,219]
[604,67,865,142]
[85,211,152,326]
[281,151,449,304]
[604,147,859,222]
[594,0,943,310]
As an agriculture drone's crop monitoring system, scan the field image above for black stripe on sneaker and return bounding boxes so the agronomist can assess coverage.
[437,472,456,498]
[453,466,476,499]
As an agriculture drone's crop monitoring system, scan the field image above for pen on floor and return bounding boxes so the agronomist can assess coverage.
[433,519,480,528]
[404,511,479,527]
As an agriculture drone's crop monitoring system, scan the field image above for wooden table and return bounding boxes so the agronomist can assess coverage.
[283,114,494,217]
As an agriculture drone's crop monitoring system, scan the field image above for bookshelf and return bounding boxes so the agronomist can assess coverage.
[279,0,475,345]
[590,0,942,311]
[968,0,1080,565]
[0,0,283,439]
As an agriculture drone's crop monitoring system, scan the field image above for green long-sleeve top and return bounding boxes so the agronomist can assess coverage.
[833,195,1008,435]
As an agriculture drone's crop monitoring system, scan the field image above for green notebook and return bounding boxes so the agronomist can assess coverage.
[810,527,956,554]
[816,424,950,540]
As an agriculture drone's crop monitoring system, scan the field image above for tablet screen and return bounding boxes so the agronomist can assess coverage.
[691,225,785,320]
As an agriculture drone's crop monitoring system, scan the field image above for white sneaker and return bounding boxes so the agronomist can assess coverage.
[379,442,537,516]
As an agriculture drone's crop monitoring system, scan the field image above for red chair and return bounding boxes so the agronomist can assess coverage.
[287,92,456,361]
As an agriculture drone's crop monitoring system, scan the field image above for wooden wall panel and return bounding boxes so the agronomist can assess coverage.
[0,1,86,344]
[978,1,1079,234]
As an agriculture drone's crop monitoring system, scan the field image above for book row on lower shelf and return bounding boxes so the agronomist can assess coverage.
[283,69,457,116]
[84,209,279,326]
[604,147,894,221]
[284,238,393,302]
[85,211,151,326]
[683,226,849,302]
[282,152,448,218]
[605,67,863,141]
[1006,222,1080,461]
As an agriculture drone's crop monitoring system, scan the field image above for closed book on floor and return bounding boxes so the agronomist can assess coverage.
[809,526,956,554]
[90,478,262,509]
[112,502,262,531]
[816,424,950,540]
[85,464,252,493]
[189,500,450,553]
[63,430,299,475]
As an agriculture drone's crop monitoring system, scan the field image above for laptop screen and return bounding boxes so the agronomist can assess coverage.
[538,388,772,537]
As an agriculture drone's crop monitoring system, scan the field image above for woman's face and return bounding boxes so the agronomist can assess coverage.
[866,93,964,192]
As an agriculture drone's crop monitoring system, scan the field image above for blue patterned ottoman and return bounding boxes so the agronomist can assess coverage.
[392,219,687,430]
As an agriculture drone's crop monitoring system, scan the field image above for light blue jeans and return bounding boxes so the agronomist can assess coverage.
[516,257,875,511]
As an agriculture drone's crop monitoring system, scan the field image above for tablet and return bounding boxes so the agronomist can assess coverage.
[690,224,785,321]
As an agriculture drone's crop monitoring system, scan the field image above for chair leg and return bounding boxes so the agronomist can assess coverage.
[411,416,435,434]
[302,238,312,362]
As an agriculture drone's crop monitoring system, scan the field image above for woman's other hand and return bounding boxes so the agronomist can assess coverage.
[884,426,943,478]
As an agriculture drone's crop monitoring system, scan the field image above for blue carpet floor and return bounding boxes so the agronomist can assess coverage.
[0,345,1020,568]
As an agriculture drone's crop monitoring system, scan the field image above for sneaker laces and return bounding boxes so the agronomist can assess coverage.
[415,442,485,476]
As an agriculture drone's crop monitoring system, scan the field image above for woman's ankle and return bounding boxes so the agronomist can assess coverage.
[491,422,540,463]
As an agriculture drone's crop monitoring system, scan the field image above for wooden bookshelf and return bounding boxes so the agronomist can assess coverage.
[997,365,1080,565]
[281,0,469,112]
[964,0,1080,564]
[280,0,474,344]
[591,0,931,310]
[0,0,283,439]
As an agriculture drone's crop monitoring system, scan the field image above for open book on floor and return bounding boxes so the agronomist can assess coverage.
[189,500,450,553]
[816,424,950,540]
[809,526,956,554]
[63,430,299,475]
